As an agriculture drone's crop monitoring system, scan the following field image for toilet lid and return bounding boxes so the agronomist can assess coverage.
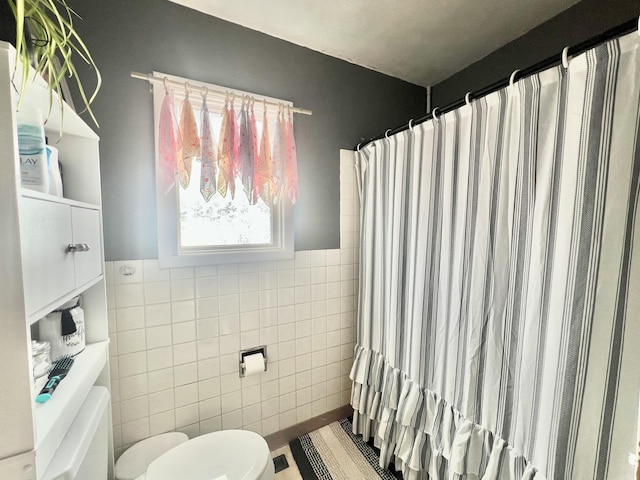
[145,430,271,480]
[116,432,189,480]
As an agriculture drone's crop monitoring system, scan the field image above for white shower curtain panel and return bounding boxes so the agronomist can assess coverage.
[350,32,640,480]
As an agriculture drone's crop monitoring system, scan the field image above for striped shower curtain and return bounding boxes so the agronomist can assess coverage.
[350,32,640,480]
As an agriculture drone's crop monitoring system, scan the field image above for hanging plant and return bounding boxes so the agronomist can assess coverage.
[5,0,101,127]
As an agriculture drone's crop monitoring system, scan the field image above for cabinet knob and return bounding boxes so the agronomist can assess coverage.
[67,243,91,253]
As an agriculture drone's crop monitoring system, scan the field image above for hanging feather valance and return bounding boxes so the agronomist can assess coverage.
[158,84,300,206]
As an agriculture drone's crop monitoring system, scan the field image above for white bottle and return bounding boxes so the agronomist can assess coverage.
[46,144,63,197]
[17,107,49,193]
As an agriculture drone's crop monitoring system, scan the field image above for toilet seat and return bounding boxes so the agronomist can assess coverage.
[145,430,274,480]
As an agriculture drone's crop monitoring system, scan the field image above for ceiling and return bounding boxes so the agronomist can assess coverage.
[169,0,581,87]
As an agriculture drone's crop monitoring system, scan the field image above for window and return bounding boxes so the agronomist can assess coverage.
[153,72,294,268]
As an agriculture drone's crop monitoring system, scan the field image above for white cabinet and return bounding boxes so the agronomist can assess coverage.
[21,199,75,316]
[72,206,103,287]
[0,41,113,480]
[21,197,103,319]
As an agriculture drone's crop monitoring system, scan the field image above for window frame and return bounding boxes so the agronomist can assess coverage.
[152,72,294,268]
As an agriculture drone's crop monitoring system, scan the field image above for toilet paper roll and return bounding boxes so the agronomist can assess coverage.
[244,353,266,376]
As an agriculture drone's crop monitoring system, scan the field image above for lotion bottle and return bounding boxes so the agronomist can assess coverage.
[17,107,49,193]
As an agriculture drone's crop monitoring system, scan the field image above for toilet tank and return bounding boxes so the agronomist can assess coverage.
[41,386,110,480]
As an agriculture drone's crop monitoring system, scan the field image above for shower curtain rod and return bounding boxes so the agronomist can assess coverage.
[355,16,639,150]
[130,71,313,116]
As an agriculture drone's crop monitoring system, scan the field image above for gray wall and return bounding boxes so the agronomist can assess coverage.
[70,0,426,261]
[433,0,640,108]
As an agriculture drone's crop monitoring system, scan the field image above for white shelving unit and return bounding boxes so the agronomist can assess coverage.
[0,42,113,479]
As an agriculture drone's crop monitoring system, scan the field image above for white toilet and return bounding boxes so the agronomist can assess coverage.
[116,430,275,480]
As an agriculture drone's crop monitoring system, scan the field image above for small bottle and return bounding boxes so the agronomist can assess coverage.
[46,143,63,197]
[17,107,49,193]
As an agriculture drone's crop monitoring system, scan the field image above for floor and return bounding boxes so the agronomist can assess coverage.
[265,405,353,450]
[272,445,303,480]
[266,405,354,480]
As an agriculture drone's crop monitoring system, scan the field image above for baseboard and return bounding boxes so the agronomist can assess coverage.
[264,404,354,450]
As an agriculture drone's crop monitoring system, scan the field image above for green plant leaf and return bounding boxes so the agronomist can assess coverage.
[10,0,101,129]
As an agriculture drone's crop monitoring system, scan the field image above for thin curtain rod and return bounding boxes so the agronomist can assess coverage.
[130,71,313,116]
[355,16,639,150]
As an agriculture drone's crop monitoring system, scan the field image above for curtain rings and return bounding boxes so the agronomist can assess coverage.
[184,82,191,96]
[465,92,472,105]
[356,143,361,152]
[408,119,414,132]
[432,107,440,120]
[201,86,209,100]
[561,47,571,69]
[509,69,520,87]
[385,129,392,139]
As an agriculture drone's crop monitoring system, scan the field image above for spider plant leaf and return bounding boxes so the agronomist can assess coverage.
[10,0,31,110]
[14,0,24,58]
[68,33,101,104]
[10,0,101,129]
[67,61,98,126]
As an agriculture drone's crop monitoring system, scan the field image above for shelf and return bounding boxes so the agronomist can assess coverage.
[0,40,111,478]
[40,387,110,480]
[33,341,108,476]
[21,188,101,211]
[28,275,104,325]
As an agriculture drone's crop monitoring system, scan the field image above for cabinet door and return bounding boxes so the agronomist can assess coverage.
[71,207,102,287]
[20,198,75,315]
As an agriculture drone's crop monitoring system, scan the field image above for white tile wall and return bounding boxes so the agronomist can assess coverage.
[107,151,359,458]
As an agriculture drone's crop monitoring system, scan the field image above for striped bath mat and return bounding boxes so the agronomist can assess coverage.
[289,418,402,480]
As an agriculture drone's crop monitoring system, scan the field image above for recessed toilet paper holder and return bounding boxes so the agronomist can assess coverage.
[239,345,267,378]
